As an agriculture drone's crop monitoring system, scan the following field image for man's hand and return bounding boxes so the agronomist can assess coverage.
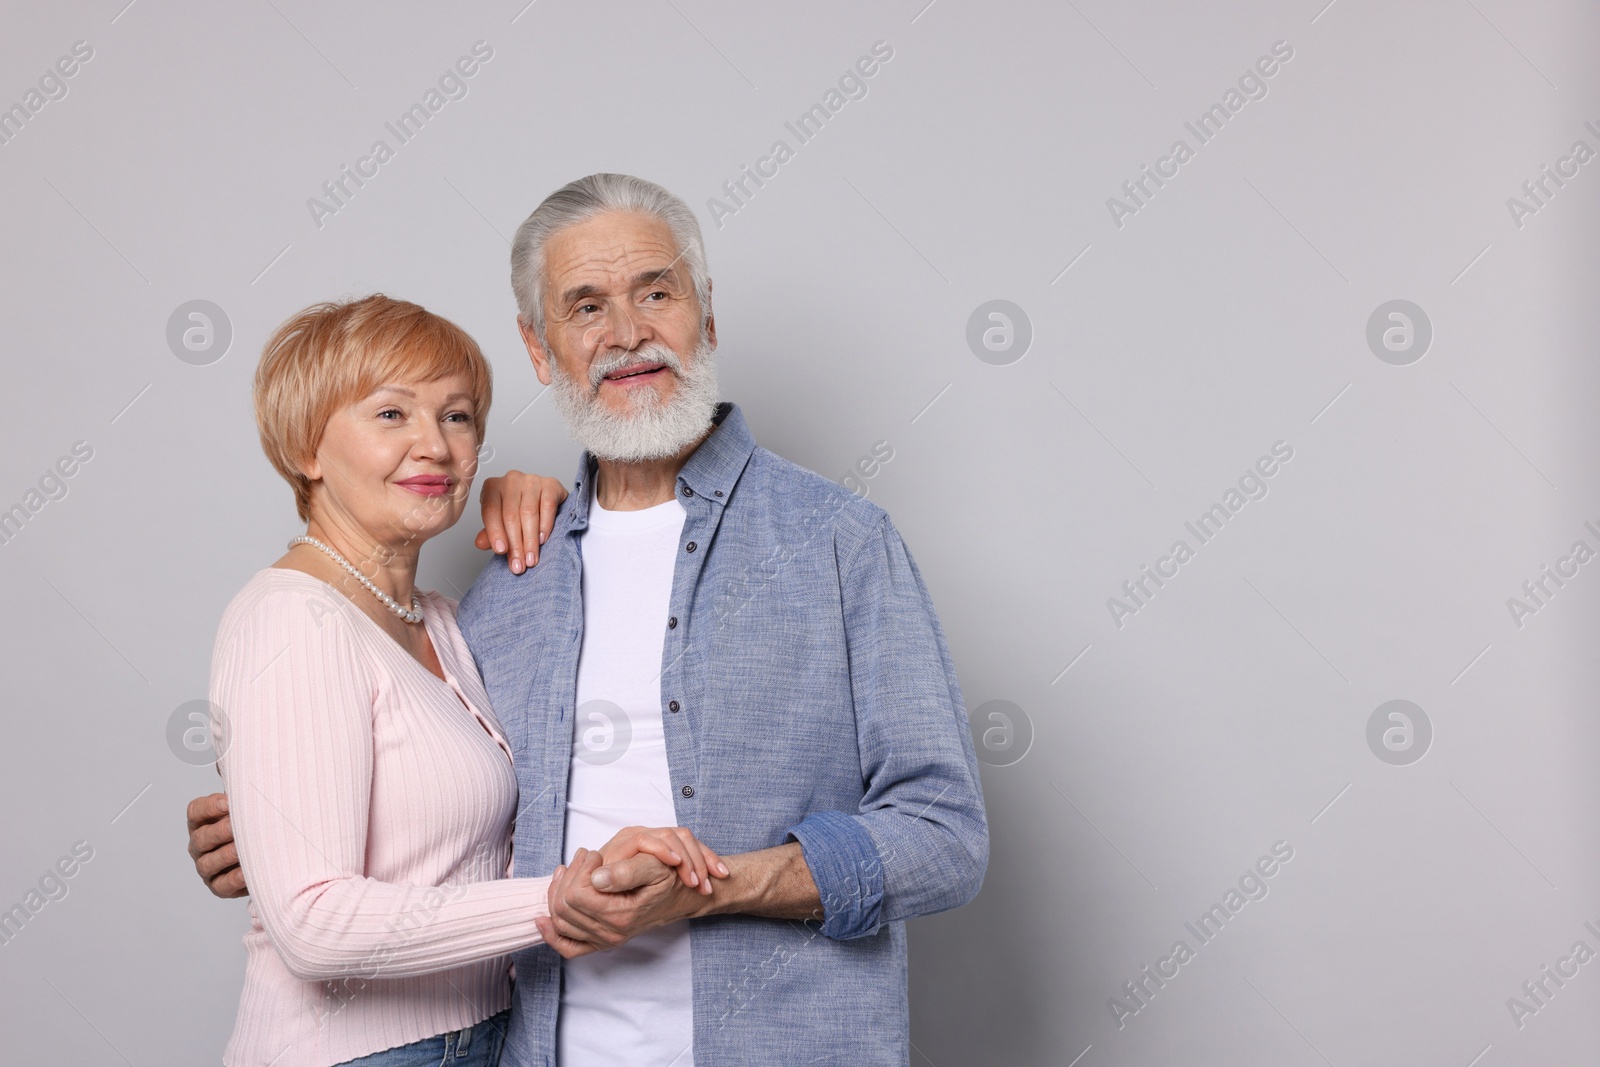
[535,842,821,959]
[536,847,711,959]
[186,792,247,898]
[473,471,569,574]
[534,824,732,958]
[596,825,729,896]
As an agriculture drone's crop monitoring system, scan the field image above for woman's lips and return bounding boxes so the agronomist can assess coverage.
[396,477,453,497]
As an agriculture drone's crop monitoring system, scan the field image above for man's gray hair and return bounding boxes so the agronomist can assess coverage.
[510,173,711,342]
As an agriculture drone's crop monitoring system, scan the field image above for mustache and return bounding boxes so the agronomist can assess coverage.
[586,343,685,390]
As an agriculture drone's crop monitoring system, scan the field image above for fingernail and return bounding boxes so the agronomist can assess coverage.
[717,863,728,876]
[592,869,613,890]
[494,539,506,553]
[526,551,535,566]
[218,797,229,814]
[540,531,548,544]
[689,871,699,886]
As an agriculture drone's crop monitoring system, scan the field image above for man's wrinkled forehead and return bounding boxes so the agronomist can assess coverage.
[544,213,688,304]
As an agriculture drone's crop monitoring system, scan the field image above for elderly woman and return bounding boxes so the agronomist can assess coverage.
[213,294,723,1067]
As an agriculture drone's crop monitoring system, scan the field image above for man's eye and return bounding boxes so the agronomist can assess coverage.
[645,291,668,301]
[577,303,600,314]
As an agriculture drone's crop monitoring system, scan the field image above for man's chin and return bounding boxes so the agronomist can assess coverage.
[585,444,687,463]
[594,382,673,414]
[574,407,715,463]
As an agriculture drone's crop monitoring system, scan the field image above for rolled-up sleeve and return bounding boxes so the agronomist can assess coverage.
[788,514,988,940]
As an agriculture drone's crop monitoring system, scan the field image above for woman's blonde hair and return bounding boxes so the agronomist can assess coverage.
[254,295,493,521]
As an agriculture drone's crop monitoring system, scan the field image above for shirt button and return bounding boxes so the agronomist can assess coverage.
[668,616,678,629]
[668,700,680,713]
[685,541,697,553]
[682,485,694,497]
[714,490,723,497]
[681,785,694,798]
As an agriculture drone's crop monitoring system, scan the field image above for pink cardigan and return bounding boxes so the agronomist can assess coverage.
[213,568,550,1067]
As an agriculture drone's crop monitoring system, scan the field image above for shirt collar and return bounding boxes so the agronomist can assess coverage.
[567,402,753,530]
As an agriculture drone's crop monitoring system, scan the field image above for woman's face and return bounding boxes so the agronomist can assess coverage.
[303,373,480,549]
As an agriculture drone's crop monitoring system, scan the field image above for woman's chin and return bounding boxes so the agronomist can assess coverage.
[379,510,461,546]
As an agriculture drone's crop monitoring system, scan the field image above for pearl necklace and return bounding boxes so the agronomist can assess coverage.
[288,535,424,624]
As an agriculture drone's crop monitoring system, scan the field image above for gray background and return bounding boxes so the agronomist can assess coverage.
[2,0,1596,1063]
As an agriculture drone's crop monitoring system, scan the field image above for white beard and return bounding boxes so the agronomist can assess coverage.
[549,334,719,462]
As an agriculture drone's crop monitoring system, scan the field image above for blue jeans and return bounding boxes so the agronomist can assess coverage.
[337,1010,509,1067]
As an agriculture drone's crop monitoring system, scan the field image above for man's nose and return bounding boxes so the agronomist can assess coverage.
[593,303,651,351]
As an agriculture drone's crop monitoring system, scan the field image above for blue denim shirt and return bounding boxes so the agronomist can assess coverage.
[456,403,988,1066]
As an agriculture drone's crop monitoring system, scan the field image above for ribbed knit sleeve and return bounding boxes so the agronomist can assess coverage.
[213,581,550,984]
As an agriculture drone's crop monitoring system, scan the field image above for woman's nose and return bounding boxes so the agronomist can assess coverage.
[409,418,450,458]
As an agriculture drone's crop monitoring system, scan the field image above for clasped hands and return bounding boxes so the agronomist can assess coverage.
[186,793,728,958]
[538,825,730,959]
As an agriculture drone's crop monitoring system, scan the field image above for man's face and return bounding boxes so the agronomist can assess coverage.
[522,211,713,403]
[519,211,720,461]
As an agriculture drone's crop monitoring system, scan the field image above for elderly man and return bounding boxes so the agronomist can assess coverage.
[188,173,987,1066]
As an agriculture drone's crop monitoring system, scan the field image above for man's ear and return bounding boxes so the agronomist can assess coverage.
[518,318,555,386]
[702,279,717,352]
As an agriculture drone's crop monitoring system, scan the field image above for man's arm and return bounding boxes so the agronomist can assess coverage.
[543,509,988,954]
[538,843,821,956]
[783,510,989,937]
[708,843,820,921]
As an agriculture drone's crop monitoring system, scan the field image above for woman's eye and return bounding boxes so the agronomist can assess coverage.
[445,412,472,423]
[378,408,402,420]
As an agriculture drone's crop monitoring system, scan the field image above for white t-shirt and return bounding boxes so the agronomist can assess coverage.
[558,488,695,1067]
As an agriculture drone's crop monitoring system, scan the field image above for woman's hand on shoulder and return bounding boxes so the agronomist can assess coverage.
[473,471,569,574]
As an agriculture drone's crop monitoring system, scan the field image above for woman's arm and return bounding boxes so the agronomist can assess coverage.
[184,794,726,903]
[210,588,724,979]
[215,588,556,982]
